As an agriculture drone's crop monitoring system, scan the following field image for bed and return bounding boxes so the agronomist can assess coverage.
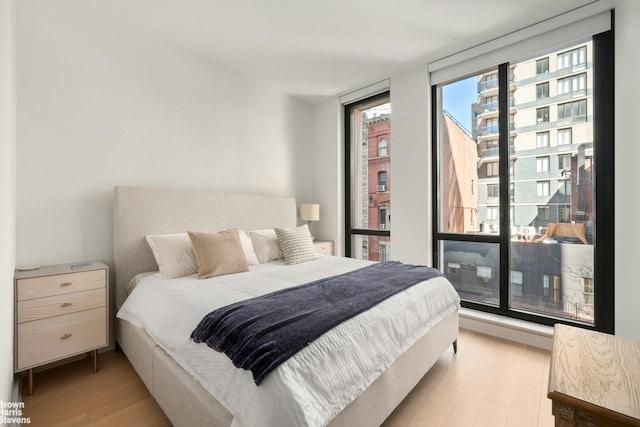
[113,186,460,427]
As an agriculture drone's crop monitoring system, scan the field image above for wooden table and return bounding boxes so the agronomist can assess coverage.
[548,324,640,426]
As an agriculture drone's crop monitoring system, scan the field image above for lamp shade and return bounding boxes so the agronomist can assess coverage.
[299,204,320,221]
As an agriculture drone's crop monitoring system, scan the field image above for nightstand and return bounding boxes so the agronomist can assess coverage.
[313,240,334,255]
[548,324,640,426]
[14,262,109,394]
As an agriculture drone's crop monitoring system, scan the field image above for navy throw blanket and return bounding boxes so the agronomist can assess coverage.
[191,261,443,385]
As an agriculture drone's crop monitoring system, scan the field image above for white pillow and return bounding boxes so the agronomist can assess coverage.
[145,233,197,279]
[249,229,283,263]
[274,224,318,265]
[238,230,260,265]
[146,231,259,279]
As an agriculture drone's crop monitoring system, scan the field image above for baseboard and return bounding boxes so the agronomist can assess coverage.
[459,308,553,350]
[8,372,21,427]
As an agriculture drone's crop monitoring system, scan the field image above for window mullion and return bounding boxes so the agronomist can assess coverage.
[498,63,511,313]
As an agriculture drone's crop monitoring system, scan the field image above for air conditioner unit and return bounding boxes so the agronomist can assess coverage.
[376,185,386,192]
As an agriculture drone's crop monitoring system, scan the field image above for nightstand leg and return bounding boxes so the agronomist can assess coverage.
[93,350,98,373]
[28,369,33,395]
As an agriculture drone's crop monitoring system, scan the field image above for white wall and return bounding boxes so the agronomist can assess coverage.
[389,69,432,265]
[612,0,640,340]
[16,2,312,271]
[0,0,16,404]
[310,98,343,254]
[312,0,640,340]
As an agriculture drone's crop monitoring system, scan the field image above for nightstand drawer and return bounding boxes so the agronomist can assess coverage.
[17,269,105,301]
[17,288,106,324]
[313,240,334,255]
[17,307,107,370]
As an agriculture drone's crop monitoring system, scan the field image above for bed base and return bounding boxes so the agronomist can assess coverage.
[115,310,458,427]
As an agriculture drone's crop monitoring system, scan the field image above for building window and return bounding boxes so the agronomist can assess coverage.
[558,46,587,70]
[536,132,550,148]
[536,57,549,74]
[379,206,388,230]
[558,154,571,170]
[447,262,461,283]
[536,82,549,99]
[378,171,387,191]
[487,206,499,220]
[487,184,499,198]
[583,277,594,305]
[537,181,550,197]
[543,274,561,304]
[511,270,523,298]
[484,95,498,112]
[558,206,570,222]
[543,274,550,297]
[485,117,499,135]
[379,242,390,262]
[583,277,594,294]
[537,205,550,221]
[558,100,587,122]
[378,138,388,157]
[477,265,492,284]
[536,157,550,173]
[558,73,586,96]
[558,128,572,145]
[487,162,499,177]
[484,73,499,90]
[536,107,549,123]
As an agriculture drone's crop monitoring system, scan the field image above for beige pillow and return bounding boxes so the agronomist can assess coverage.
[249,229,283,263]
[146,230,259,279]
[145,233,197,279]
[188,230,249,279]
[275,224,318,265]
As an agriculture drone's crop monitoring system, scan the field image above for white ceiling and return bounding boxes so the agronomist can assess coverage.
[91,0,597,104]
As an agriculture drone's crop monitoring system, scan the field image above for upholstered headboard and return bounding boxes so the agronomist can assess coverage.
[113,186,297,308]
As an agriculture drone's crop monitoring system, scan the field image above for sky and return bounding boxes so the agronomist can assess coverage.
[442,76,477,134]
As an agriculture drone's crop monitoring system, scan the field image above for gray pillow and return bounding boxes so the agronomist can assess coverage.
[274,225,318,265]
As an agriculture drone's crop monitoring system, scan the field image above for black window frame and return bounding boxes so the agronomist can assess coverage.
[431,26,614,333]
[344,91,391,257]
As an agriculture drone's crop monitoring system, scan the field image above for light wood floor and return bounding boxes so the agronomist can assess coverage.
[20,328,555,427]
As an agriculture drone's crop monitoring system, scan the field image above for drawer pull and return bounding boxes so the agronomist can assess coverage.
[60,333,72,340]
[60,302,72,308]
[60,282,72,287]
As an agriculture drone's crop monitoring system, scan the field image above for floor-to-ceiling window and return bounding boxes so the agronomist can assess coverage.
[431,15,613,332]
[344,92,391,260]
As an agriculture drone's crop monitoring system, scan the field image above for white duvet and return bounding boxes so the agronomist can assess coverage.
[116,256,460,427]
